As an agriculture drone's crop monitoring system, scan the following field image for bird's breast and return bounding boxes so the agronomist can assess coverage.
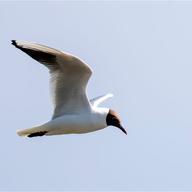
[44,113,107,135]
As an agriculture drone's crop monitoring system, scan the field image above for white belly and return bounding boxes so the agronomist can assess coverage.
[42,113,107,135]
[17,107,109,137]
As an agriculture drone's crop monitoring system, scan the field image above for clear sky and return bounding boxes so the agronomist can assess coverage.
[1,1,192,191]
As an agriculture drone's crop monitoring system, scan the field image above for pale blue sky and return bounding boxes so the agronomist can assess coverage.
[1,1,192,191]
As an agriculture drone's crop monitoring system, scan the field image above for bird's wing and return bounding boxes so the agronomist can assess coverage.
[90,93,114,107]
[12,40,92,119]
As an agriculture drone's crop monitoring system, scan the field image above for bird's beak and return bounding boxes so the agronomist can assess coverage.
[118,125,127,135]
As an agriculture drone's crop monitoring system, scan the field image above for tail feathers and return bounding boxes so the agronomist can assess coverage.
[17,126,47,137]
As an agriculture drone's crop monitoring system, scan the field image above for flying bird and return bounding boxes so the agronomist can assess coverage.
[12,40,127,137]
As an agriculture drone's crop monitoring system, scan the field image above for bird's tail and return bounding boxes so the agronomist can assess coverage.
[17,126,47,137]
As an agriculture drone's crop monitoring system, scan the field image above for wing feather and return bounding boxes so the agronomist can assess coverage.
[90,93,114,107]
[12,40,92,118]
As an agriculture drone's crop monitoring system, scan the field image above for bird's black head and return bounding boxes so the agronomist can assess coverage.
[106,109,127,135]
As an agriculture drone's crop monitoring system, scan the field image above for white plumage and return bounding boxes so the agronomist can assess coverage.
[12,40,127,137]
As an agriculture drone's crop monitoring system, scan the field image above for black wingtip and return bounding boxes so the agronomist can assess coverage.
[11,40,19,48]
[27,131,48,138]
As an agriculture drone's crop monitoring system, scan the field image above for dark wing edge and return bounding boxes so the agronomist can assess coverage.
[11,40,58,69]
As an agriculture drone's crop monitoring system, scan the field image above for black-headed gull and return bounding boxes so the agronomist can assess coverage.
[12,40,127,137]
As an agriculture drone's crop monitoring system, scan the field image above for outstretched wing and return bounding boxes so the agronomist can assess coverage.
[12,40,92,119]
[90,93,114,107]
